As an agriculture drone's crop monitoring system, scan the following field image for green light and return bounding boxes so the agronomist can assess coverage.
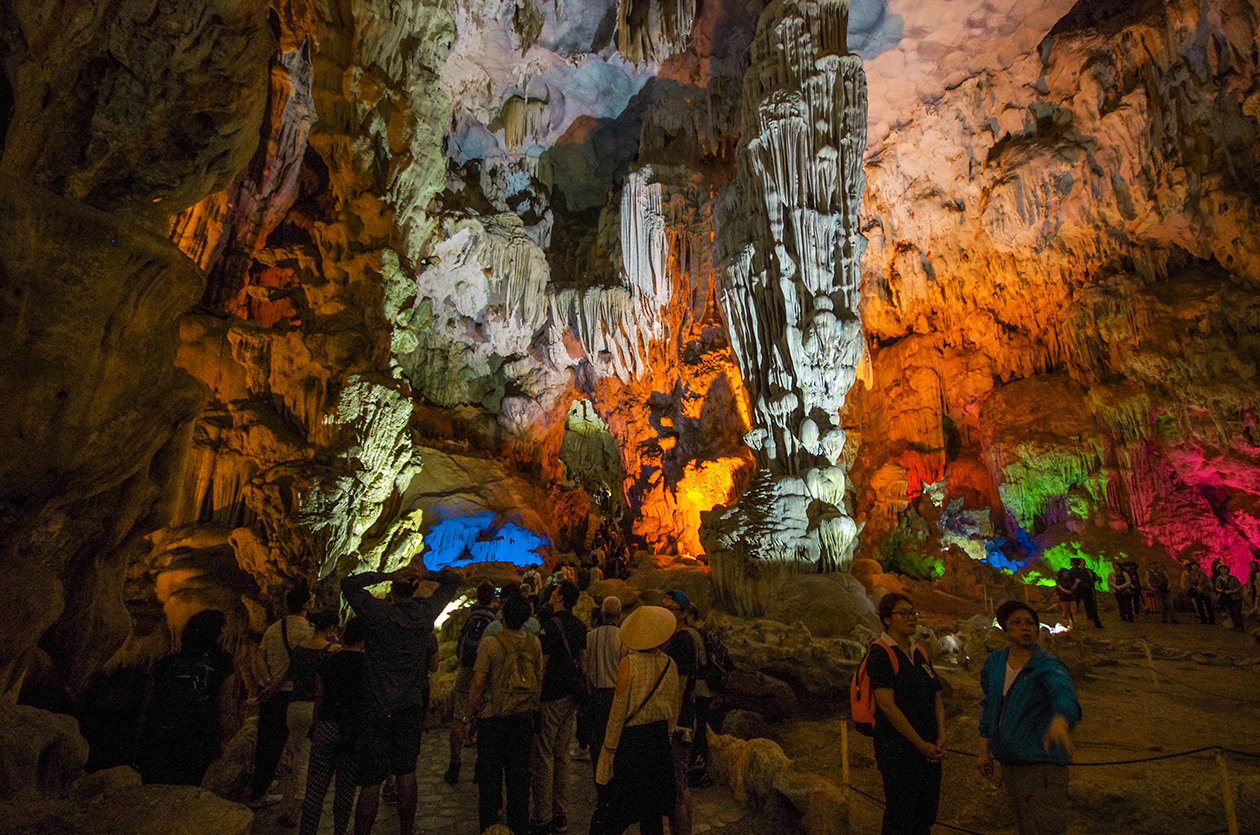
[1031,542,1115,591]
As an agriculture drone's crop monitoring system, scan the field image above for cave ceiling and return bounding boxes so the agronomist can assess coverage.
[0,0,1258,690]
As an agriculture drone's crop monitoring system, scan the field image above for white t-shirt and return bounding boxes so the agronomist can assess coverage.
[1003,661,1021,696]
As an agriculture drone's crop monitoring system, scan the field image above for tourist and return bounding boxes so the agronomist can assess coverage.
[1182,560,1216,624]
[280,610,342,827]
[531,580,587,835]
[593,605,680,835]
[868,593,945,835]
[248,581,314,808]
[463,593,543,835]
[300,616,367,835]
[978,600,1081,835]
[445,581,498,785]
[584,596,628,777]
[1107,563,1135,622]
[1054,566,1077,625]
[1213,563,1246,632]
[661,589,699,835]
[341,563,461,835]
[485,585,541,637]
[522,564,544,600]
[1145,564,1178,624]
[136,609,233,786]
[1068,558,1102,627]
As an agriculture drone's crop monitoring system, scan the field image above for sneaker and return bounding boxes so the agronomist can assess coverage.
[443,764,460,785]
[552,813,567,834]
[246,793,283,809]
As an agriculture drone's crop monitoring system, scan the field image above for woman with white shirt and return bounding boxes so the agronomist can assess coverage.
[592,605,680,835]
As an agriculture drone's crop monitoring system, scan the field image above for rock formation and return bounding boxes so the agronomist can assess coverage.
[2,0,1259,728]
[702,0,868,612]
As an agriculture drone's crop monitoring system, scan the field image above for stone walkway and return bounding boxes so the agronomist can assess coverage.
[251,729,750,835]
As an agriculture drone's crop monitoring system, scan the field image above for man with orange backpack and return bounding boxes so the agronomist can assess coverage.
[852,593,945,835]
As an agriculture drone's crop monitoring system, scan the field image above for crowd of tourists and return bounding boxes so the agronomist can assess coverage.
[132,550,720,835]
[1052,556,1257,632]
[128,547,1254,835]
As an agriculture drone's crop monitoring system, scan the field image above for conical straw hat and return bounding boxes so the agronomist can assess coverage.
[620,605,677,651]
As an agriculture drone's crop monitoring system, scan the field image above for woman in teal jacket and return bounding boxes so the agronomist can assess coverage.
[978,601,1081,835]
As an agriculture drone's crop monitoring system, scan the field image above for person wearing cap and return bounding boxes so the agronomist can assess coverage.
[978,601,1082,835]
[593,605,680,835]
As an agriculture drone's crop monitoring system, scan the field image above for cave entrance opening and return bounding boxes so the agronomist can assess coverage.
[558,399,626,522]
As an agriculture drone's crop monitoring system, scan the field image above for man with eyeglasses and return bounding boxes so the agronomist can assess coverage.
[978,600,1081,835]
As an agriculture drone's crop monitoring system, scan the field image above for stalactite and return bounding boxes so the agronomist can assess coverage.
[617,0,697,68]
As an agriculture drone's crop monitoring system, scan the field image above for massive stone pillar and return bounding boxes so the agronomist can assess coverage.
[704,0,867,612]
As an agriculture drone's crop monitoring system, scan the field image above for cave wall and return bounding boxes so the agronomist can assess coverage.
[1,0,1259,697]
[0,0,271,695]
[849,0,1260,577]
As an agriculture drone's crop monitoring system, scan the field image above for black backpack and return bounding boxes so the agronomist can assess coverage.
[459,609,496,668]
[700,628,734,693]
[151,653,220,731]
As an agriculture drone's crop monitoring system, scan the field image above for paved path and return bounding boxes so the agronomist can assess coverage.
[251,729,750,835]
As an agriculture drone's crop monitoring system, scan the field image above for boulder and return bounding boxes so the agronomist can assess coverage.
[762,573,879,637]
[0,702,89,800]
[720,669,798,724]
[772,768,849,835]
[2,782,253,835]
[721,709,771,741]
[707,731,791,809]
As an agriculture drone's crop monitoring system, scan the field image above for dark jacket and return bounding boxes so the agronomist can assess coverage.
[978,646,1081,766]
[341,568,461,717]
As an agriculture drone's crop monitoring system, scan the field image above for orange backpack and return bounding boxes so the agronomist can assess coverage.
[850,637,929,736]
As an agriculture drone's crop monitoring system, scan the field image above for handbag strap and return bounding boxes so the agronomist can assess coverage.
[626,656,672,724]
[551,616,579,667]
[281,617,295,657]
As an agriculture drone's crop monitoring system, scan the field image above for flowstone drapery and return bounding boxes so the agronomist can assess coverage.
[704,0,867,607]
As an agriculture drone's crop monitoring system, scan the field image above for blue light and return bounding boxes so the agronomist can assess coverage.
[983,538,1027,572]
[423,512,551,568]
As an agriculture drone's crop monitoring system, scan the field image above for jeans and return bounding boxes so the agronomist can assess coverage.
[476,714,534,834]
[250,691,292,800]
[1003,762,1069,835]
[532,696,578,823]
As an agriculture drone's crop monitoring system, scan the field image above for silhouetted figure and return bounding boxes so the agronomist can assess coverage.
[1069,559,1103,627]
[136,609,233,785]
[1214,564,1246,632]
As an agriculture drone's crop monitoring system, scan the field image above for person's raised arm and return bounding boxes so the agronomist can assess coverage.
[341,570,390,619]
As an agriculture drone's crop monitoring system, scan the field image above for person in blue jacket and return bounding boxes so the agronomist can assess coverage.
[978,600,1081,835]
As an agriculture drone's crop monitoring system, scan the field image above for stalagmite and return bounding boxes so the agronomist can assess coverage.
[703,0,867,610]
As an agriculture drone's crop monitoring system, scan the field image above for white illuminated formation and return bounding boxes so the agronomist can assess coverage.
[704,0,867,605]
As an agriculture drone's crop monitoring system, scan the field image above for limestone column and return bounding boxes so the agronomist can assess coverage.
[705,0,867,609]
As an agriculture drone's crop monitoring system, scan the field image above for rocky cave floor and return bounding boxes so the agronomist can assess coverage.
[247,611,1260,835]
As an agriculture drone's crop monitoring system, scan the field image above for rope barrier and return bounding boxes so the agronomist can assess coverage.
[939,744,1260,767]
[1117,660,1260,704]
